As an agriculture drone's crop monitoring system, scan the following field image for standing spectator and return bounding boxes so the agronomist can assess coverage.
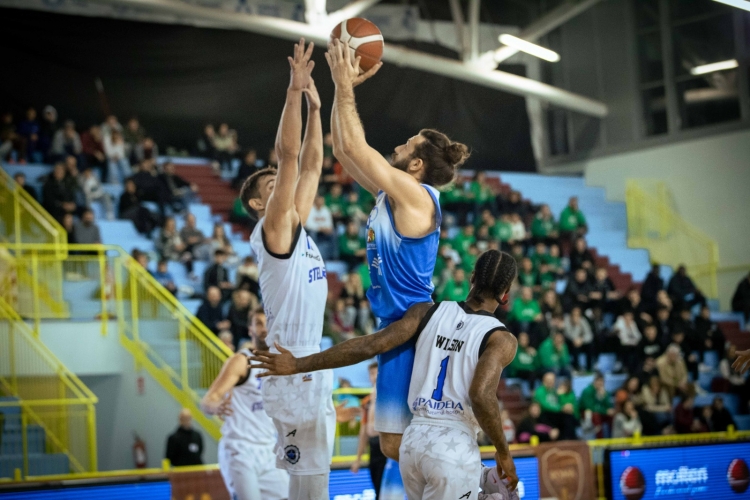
[165,409,203,467]
[508,331,538,383]
[537,332,571,377]
[612,401,642,438]
[227,289,253,345]
[17,106,40,161]
[212,123,238,171]
[325,183,347,226]
[656,344,690,398]
[152,259,178,296]
[204,250,233,302]
[667,265,706,310]
[232,149,260,189]
[614,311,642,372]
[123,117,146,160]
[711,397,736,432]
[160,161,198,213]
[118,178,158,236]
[559,196,587,242]
[104,130,131,183]
[563,269,593,312]
[13,172,38,201]
[732,272,750,327]
[531,204,559,246]
[72,209,102,244]
[38,105,58,159]
[196,286,231,334]
[80,125,107,181]
[641,375,673,434]
[517,402,559,443]
[580,373,615,438]
[180,213,210,264]
[79,167,114,220]
[438,268,469,302]
[563,306,594,371]
[305,195,336,261]
[100,115,123,140]
[42,163,78,220]
[338,220,366,272]
[641,264,664,314]
[50,120,82,162]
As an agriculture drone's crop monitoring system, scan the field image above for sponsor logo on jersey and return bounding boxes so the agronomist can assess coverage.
[411,397,464,413]
[308,266,326,283]
[302,374,313,382]
[286,429,297,437]
[284,444,300,464]
[435,335,465,353]
[371,256,383,276]
[456,321,464,330]
[367,206,379,226]
[251,401,264,412]
[459,492,471,499]
[367,228,376,243]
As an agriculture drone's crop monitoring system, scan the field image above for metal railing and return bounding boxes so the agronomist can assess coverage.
[625,180,719,298]
[0,297,98,478]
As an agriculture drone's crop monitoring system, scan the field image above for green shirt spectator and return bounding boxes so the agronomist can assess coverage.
[508,287,542,323]
[531,204,558,239]
[461,248,478,274]
[338,232,365,258]
[324,184,346,220]
[470,172,494,204]
[558,386,579,418]
[442,184,470,205]
[356,261,371,290]
[451,226,476,257]
[439,269,470,302]
[559,197,587,233]
[492,216,514,242]
[580,377,614,415]
[533,385,561,413]
[539,268,557,290]
[509,346,538,376]
[344,191,367,225]
[538,334,571,372]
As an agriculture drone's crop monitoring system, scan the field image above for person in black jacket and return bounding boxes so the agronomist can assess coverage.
[667,265,706,310]
[694,305,724,360]
[195,286,230,334]
[160,161,197,213]
[13,172,38,201]
[165,409,203,467]
[711,397,736,432]
[203,249,233,302]
[637,323,664,363]
[42,163,79,220]
[118,178,158,236]
[732,272,750,326]
[641,264,664,315]
[232,149,261,189]
[563,268,593,312]
[131,159,169,217]
[569,237,595,274]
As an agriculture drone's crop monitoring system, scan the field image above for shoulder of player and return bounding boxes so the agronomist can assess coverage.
[227,352,251,374]
[483,329,518,360]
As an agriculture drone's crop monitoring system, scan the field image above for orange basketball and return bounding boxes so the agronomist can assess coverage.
[330,18,384,72]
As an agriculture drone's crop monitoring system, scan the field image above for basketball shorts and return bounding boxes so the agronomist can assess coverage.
[262,368,335,475]
[399,423,482,500]
[218,439,289,500]
[375,323,416,434]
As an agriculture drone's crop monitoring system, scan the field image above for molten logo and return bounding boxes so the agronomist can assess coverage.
[620,466,645,500]
[727,458,750,493]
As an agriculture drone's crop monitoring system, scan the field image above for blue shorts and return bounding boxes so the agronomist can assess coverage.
[374,318,416,434]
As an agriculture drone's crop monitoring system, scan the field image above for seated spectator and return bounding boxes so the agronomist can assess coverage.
[180,213,210,263]
[557,378,579,422]
[615,376,644,411]
[509,213,529,247]
[79,167,114,220]
[151,259,177,296]
[563,306,594,371]
[614,311,642,372]
[501,409,516,444]
[499,190,526,218]
[580,372,615,438]
[329,298,356,342]
[656,344,690,398]
[732,272,750,326]
[612,400,642,438]
[530,204,558,245]
[540,289,563,320]
[546,244,564,278]
[80,125,107,181]
[234,306,266,349]
[218,331,236,353]
[569,237,594,274]
[43,163,79,221]
[325,183,347,227]
[305,195,336,261]
[508,287,544,340]
[101,115,123,140]
[209,223,237,265]
[344,190,368,226]
[338,220,366,272]
[533,372,577,440]
[213,123,238,172]
[711,397,735,432]
[563,268,593,312]
[118,178,159,236]
[590,267,619,312]
[160,161,197,213]
[0,112,20,162]
[641,375,673,435]
[156,217,193,272]
[490,214,513,250]
[132,159,168,216]
[196,124,217,163]
[674,392,704,434]
[227,289,253,345]
[104,129,131,184]
[235,256,260,297]
[13,172,38,201]
[508,332,538,383]
[452,225,476,257]
[50,120,82,163]
[654,306,673,344]
[123,117,146,160]
[517,402,559,443]
[638,323,664,364]
[195,286,231,335]
[537,332,571,377]
[17,107,40,161]
[559,196,587,242]
[517,257,540,292]
[667,265,706,311]
[694,305,724,359]
[73,209,102,245]
[36,105,57,160]
[439,268,470,302]
[204,249,233,302]
[641,264,664,315]
[232,149,260,189]
[133,137,159,164]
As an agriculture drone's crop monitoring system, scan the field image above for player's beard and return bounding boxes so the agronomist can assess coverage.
[254,337,269,352]
[390,154,412,173]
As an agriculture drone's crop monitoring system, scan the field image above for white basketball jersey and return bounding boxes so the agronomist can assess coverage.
[408,301,507,436]
[250,220,327,354]
[221,350,277,446]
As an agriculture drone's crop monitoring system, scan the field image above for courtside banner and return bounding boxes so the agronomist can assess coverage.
[482,456,541,500]
[607,441,750,500]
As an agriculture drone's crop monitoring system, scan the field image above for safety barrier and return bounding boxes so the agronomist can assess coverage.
[0,297,98,478]
[625,180,719,298]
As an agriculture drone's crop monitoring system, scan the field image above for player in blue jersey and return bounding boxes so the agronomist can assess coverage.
[325,39,470,459]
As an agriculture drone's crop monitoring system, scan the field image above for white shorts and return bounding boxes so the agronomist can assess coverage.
[218,439,289,500]
[399,423,482,500]
[262,369,336,475]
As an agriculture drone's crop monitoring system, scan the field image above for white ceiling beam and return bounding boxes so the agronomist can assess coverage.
[492,0,603,63]
[468,0,481,61]
[448,0,468,61]
[86,0,608,117]
[304,0,327,25]
[327,0,382,28]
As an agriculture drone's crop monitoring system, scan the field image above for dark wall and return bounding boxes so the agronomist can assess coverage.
[1,8,535,172]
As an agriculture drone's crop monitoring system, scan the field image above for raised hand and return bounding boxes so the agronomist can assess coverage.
[288,38,315,91]
[353,61,383,87]
[325,39,361,89]
[302,78,321,111]
[250,343,299,377]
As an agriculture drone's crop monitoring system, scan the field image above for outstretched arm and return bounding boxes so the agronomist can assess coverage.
[331,100,378,195]
[200,353,247,417]
[470,329,519,491]
[295,79,323,226]
[251,302,433,375]
[264,39,314,254]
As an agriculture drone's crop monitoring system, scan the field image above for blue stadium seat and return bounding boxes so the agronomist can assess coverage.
[604,373,628,393]
[698,370,718,392]
[572,374,595,397]
[596,353,617,373]
[694,393,739,415]
[703,351,719,369]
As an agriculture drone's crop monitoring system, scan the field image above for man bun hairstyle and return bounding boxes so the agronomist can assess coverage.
[472,250,517,304]
[414,129,470,188]
[239,166,277,218]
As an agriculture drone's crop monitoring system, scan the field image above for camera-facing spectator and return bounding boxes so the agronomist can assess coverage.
[180,213,210,264]
[508,331,538,383]
[656,344,690,399]
[563,268,593,312]
[204,249,233,302]
[13,172,38,201]
[564,306,594,371]
[580,372,615,438]
[517,401,559,444]
[152,259,178,296]
[165,409,203,467]
[559,196,587,242]
[538,332,571,377]
[196,286,231,334]
[50,120,82,162]
[104,129,131,183]
[43,162,79,220]
[612,400,642,438]
[305,195,336,261]
[339,220,366,272]
[17,106,40,161]
[79,167,114,220]
[667,265,706,311]
[118,178,159,237]
[72,208,102,245]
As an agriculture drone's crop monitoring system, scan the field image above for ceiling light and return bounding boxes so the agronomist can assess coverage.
[690,59,738,75]
[498,34,560,62]
[712,0,750,12]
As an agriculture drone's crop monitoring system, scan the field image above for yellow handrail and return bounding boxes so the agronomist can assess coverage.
[625,180,719,298]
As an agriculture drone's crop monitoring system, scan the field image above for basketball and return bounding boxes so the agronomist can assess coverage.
[330,17,384,72]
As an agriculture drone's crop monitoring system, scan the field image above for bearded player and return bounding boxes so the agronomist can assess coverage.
[201,308,289,500]
[252,250,520,500]
[325,38,471,463]
[238,39,333,500]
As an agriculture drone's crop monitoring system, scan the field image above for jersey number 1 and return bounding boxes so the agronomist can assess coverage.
[431,356,450,401]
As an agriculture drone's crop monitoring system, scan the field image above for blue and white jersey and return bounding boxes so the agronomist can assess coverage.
[365,185,441,324]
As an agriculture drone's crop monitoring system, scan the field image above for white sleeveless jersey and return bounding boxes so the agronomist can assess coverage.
[250,219,327,354]
[408,301,507,436]
[221,350,277,446]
